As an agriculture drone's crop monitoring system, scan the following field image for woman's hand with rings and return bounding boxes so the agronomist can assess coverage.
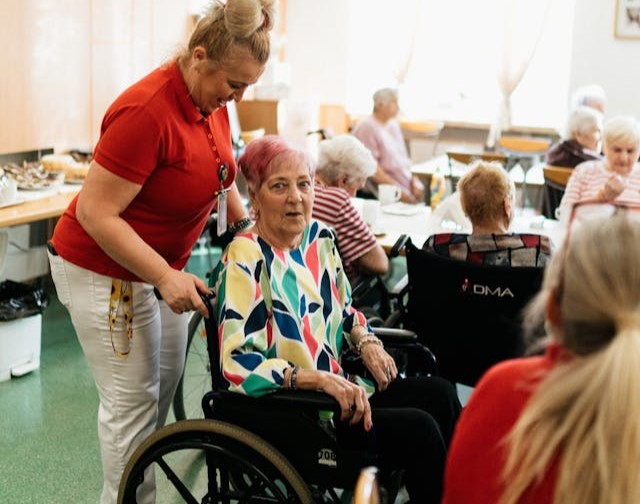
[317,371,372,431]
[361,344,398,392]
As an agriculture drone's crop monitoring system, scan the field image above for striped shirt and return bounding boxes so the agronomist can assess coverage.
[559,160,640,219]
[312,182,378,281]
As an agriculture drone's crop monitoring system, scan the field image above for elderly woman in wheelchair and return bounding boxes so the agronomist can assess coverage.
[208,135,461,503]
[117,134,460,504]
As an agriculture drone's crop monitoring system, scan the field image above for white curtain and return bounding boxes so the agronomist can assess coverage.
[486,0,552,147]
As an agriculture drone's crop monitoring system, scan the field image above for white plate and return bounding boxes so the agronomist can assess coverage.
[381,202,424,216]
[64,179,85,185]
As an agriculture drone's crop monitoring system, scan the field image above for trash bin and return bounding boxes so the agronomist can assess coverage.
[0,280,48,382]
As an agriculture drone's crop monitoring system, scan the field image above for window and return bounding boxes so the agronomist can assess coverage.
[344,0,576,130]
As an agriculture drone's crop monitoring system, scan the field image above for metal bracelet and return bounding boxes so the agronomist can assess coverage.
[356,333,383,354]
[227,216,252,234]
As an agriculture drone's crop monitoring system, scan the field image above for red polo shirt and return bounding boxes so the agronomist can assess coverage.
[51,61,236,280]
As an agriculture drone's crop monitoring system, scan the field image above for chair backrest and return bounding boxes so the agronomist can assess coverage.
[400,120,445,159]
[543,165,573,187]
[497,135,552,155]
[403,239,544,387]
[542,165,573,219]
[446,150,507,166]
[400,120,444,138]
[445,150,508,190]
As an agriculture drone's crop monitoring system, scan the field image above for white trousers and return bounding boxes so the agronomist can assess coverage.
[48,252,188,504]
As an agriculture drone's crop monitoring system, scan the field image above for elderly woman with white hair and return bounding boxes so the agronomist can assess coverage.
[546,106,604,168]
[312,134,389,284]
[558,115,640,222]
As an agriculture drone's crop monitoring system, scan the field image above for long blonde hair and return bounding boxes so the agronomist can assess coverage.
[501,211,640,504]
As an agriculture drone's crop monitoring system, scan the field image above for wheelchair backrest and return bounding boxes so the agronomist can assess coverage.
[404,238,544,387]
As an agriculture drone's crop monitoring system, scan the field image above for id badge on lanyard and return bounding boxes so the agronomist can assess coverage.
[216,163,230,236]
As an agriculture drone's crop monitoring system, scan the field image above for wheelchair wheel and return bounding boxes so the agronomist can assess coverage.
[118,419,314,504]
[173,311,210,420]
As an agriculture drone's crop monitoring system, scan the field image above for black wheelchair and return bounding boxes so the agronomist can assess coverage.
[118,291,436,503]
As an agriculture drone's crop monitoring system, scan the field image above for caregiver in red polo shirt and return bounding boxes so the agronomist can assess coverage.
[46,1,276,502]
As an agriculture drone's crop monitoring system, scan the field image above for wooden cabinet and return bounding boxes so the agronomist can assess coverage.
[235,100,283,135]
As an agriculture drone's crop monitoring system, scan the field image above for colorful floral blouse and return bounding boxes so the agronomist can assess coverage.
[210,220,372,397]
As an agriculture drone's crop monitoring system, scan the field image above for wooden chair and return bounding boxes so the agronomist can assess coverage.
[446,150,507,166]
[400,120,445,159]
[445,150,507,191]
[543,165,573,186]
[542,165,573,219]
[497,135,552,209]
[497,136,552,155]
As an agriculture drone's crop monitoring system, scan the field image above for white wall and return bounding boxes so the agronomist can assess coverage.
[570,0,640,119]
[285,0,640,122]
[285,0,350,105]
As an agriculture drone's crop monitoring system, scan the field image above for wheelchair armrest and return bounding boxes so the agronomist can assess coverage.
[351,274,382,301]
[371,327,438,376]
[259,389,340,413]
[389,234,410,258]
[205,388,342,418]
[371,326,417,343]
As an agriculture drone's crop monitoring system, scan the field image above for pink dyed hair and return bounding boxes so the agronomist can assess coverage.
[238,135,314,191]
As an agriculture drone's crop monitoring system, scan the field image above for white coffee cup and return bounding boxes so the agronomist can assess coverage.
[361,199,380,227]
[378,184,401,206]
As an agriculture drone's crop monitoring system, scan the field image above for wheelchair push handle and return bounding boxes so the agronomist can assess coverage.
[197,291,216,320]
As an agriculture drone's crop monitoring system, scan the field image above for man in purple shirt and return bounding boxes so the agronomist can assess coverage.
[352,88,425,203]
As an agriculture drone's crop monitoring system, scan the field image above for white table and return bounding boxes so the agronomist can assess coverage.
[352,197,565,253]
[411,154,546,211]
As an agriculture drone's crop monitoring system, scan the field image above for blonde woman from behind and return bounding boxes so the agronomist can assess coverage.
[442,207,640,504]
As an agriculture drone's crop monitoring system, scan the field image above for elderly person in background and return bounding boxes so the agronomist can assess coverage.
[352,88,425,203]
[443,210,640,504]
[558,115,640,222]
[313,134,389,285]
[570,83,607,114]
[424,161,552,266]
[211,134,461,504]
[546,106,604,168]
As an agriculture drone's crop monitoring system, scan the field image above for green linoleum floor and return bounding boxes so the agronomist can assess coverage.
[0,280,102,504]
[0,252,218,504]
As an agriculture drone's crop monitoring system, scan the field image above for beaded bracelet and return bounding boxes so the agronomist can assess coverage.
[227,216,252,234]
[356,333,383,354]
[289,365,300,391]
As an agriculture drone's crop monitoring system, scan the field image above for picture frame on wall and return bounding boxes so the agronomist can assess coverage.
[615,0,640,39]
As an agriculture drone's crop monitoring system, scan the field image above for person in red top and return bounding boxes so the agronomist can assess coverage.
[442,207,640,504]
[47,1,276,502]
